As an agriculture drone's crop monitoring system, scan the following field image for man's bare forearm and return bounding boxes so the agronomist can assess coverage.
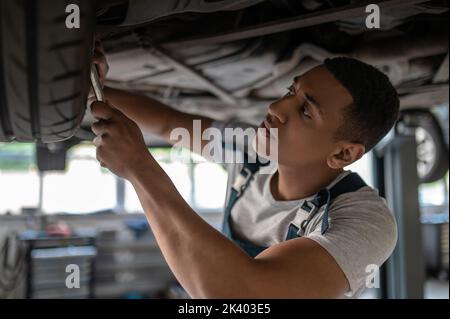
[103,86,214,147]
[129,157,257,298]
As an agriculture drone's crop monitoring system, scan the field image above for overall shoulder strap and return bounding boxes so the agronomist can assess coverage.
[227,155,267,210]
[313,172,367,234]
[221,138,269,198]
[328,172,367,201]
[287,172,367,239]
[222,153,268,236]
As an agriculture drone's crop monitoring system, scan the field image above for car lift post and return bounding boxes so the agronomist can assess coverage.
[373,131,425,298]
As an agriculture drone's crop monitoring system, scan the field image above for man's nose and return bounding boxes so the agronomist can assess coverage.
[268,101,288,125]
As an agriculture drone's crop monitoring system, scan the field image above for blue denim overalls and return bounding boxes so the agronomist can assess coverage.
[221,155,367,258]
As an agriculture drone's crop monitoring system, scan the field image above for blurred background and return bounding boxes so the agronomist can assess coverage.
[0,0,448,299]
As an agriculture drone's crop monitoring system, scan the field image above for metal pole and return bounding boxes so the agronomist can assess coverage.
[383,136,425,298]
[372,153,386,299]
[115,177,125,213]
[38,171,44,213]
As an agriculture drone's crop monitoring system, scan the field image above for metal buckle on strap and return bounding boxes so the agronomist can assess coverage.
[300,201,314,213]
[285,222,301,238]
[290,220,308,237]
[298,202,319,235]
[232,167,253,196]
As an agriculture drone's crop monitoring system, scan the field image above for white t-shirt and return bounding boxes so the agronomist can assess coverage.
[213,120,398,298]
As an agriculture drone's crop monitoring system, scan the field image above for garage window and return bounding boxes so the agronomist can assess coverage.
[0,142,117,215]
[0,142,40,214]
[0,143,228,215]
[41,143,117,214]
[124,147,228,213]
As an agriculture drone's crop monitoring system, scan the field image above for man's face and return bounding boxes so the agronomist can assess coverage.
[256,65,354,168]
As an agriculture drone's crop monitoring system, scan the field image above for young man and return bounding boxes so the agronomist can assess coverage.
[90,46,399,298]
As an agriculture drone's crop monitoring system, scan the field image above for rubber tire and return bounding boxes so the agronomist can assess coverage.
[413,111,449,183]
[0,0,94,143]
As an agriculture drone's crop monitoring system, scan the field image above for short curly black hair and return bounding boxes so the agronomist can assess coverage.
[323,57,400,152]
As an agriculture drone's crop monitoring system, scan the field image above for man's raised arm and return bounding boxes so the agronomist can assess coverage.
[103,86,214,153]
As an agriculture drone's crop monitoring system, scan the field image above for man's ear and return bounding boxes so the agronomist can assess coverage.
[327,142,365,169]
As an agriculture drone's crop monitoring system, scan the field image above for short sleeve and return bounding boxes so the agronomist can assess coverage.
[305,188,398,297]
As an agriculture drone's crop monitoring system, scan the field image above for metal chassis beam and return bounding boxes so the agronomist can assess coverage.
[162,0,430,48]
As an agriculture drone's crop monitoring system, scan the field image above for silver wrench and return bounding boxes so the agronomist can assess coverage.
[90,64,105,102]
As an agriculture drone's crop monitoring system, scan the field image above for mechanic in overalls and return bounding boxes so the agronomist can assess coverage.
[89,42,399,298]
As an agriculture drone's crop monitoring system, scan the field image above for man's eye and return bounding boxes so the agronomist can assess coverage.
[300,105,312,118]
[285,85,296,96]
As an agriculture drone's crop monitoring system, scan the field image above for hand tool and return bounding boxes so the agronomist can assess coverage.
[89,64,105,102]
